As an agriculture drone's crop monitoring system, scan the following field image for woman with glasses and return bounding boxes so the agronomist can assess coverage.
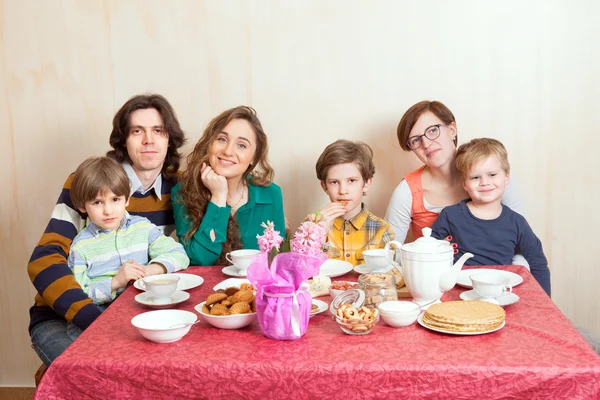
[385,100,523,243]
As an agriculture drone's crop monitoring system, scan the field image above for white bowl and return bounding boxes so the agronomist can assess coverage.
[328,281,359,298]
[377,300,421,328]
[131,309,197,343]
[194,301,257,330]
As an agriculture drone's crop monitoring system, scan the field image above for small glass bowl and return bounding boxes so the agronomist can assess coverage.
[332,312,380,336]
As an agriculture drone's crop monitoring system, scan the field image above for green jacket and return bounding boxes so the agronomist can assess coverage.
[171,180,286,266]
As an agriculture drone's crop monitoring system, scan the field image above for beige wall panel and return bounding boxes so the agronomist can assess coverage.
[1,0,598,385]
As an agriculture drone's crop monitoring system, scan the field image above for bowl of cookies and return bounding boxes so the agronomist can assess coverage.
[333,303,379,335]
[194,283,257,330]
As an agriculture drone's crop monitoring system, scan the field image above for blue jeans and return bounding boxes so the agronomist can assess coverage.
[30,319,73,366]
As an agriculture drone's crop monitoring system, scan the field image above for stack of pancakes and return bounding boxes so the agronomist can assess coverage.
[422,300,505,333]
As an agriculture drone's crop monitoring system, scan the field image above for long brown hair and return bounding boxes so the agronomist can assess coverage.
[107,93,186,179]
[178,106,274,265]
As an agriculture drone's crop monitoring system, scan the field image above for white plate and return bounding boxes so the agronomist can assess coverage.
[459,290,520,307]
[213,278,252,292]
[353,264,394,275]
[319,260,353,278]
[134,291,190,309]
[417,314,505,335]
[133,273,204,292]
[222,265,246,277]
[456,269,523,289]
[311,299,328,317]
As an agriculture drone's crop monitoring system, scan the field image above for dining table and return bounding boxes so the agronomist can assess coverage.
[35,265,600,399]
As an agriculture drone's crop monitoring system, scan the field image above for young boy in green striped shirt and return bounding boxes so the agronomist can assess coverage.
[66,157,189,339]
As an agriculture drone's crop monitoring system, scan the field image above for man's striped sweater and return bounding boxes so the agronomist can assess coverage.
[28,173,178,332]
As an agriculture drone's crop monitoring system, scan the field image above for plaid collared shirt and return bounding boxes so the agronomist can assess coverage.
[326,205,395,266]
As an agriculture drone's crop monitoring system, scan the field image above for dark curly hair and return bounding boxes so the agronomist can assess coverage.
[107,93,186,178]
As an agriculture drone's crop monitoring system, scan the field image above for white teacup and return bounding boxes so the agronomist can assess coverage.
[470,271,512,300]
[139,275,180,300]
[362,249,393,271]
[226,249,260,274]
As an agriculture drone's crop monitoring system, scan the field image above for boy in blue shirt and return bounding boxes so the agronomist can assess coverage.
[431,138,551,296]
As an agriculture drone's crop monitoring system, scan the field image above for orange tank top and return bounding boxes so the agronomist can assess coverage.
[404,166,440,240]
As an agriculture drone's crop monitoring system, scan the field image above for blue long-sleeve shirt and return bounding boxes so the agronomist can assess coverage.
[431,200,551,296]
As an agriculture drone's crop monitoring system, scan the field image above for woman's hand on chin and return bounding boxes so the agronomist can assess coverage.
[201,162,228,206]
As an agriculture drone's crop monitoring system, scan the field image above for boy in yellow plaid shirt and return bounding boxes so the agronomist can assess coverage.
[312,140,394,265]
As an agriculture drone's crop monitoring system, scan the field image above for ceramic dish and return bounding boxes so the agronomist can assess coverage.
[319,260,353,278]
[456,269,523,289]
[459,290,520,307]
[134,291,190,309]
[353,264,394,275]
[194,301,256,329]
[221,265,246,277]
[213,278,252,292]
[328,281,359,298]
[417,314,505,335]
[134,273,204,292]
[311,299,328,317]
[131,309,197,343]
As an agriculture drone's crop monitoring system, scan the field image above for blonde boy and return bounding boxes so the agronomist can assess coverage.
[431,138,550,295]
[313,140,394,265]
[67,157,189,338]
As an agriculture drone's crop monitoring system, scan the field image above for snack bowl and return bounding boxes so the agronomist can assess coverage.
[328,281,359,298]
[131,309,197,343]
[377,300,421,328]
[194,301,256,330]
[333,312,379,336]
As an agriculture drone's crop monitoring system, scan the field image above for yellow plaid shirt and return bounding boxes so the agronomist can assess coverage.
[325,206,395,266]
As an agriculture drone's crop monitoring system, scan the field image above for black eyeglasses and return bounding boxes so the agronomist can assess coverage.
[405,124,447,150]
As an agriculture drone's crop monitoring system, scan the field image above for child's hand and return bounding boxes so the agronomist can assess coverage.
[314,202,347,233]
[111,260,146,291]
[443,235,459,254]
[201,162,228,205]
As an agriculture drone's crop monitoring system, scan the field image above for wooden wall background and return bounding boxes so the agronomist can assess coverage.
[1,0,598,385]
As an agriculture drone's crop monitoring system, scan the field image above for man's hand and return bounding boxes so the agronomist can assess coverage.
[201,162,228,206]
[111,260,146,291]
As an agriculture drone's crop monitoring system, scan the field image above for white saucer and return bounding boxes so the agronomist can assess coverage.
[417,314,505,336]
[353,264,394,275]
[459,290,520,307]
[222,265,247,277]
[456,269,523,289]
[133,273,204,291]
[311,299,328,317]
[213,278,252,291]
[319,260,354,278]
[134,291,190,309]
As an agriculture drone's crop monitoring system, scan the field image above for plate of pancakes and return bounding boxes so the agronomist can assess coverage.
[418,300,505,335]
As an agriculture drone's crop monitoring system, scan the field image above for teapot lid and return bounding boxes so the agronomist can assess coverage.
[402,227,452,254]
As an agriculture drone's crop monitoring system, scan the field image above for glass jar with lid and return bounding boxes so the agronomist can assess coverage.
[358,273,398,309]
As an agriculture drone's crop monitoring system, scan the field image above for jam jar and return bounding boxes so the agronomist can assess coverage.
[358,273,398,309]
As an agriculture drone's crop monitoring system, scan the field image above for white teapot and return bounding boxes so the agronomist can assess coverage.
[384,227,473,307]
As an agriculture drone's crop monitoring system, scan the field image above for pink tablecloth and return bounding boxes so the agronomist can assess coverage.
[35,265,600,399]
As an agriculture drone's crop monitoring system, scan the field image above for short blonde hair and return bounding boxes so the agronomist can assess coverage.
[315,140,375,182]
[71,157,131,210]
[455,138,510,181]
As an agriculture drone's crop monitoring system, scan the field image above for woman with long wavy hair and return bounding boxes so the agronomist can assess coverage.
[172,106,285,266]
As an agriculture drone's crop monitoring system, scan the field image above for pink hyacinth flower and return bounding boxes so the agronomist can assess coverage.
[256,221,284,254]
[290,220,326,256]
